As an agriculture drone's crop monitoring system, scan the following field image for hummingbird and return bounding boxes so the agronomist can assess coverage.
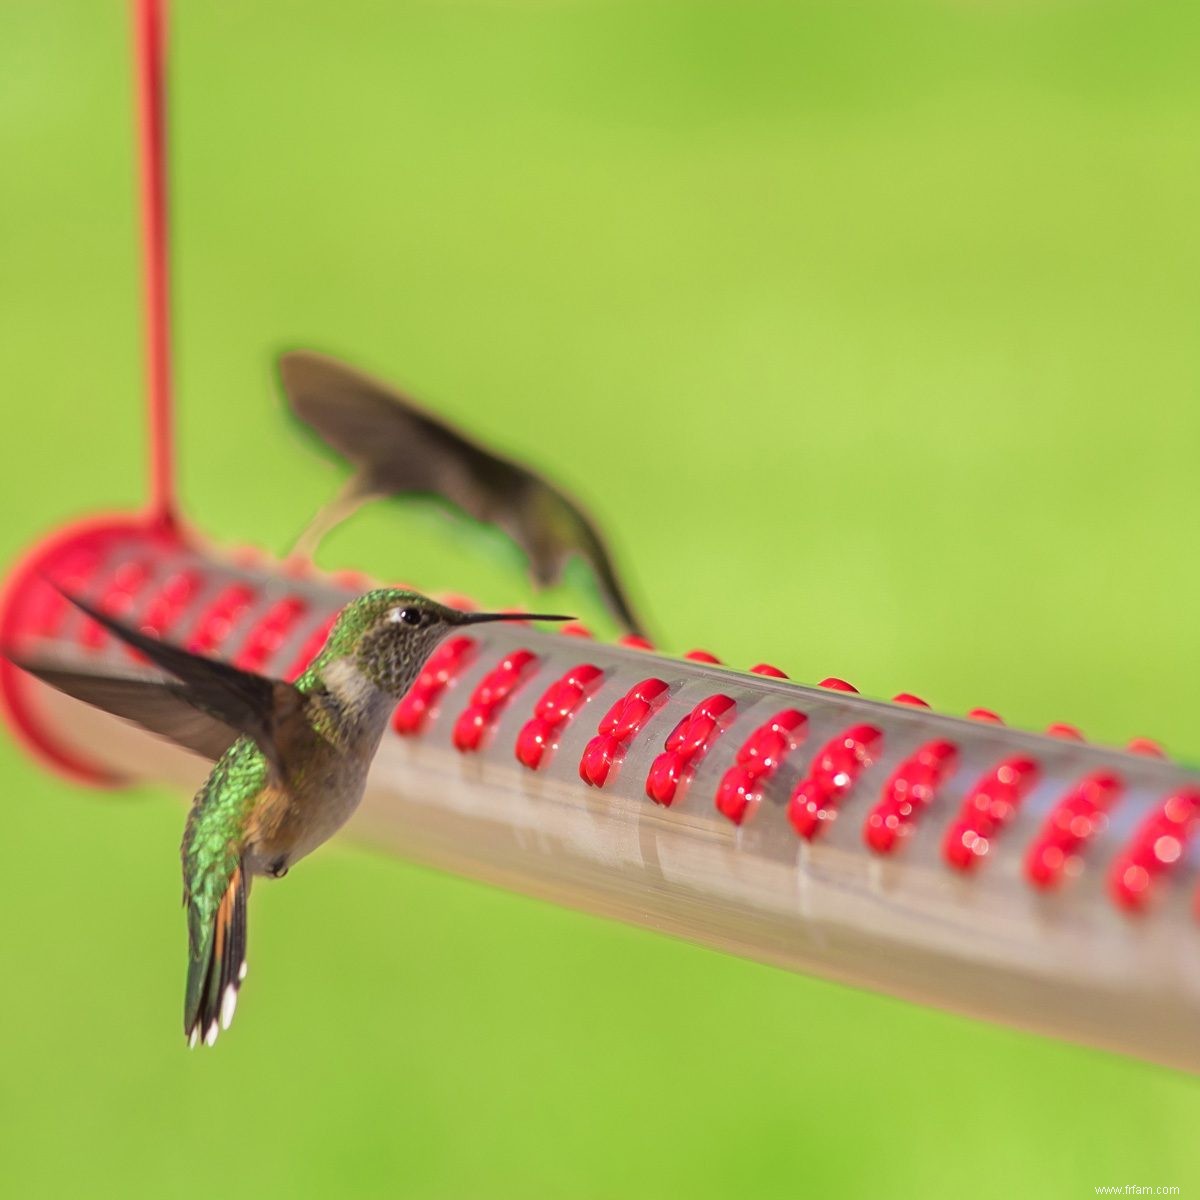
[278,350,647,637]
[13,587,569,1047]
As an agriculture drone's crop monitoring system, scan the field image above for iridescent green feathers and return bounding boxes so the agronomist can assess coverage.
[182,745,258,1045]
[4,349,638,1050]
[15,588,569,1047]
[295,587,425,686]
[175,590,424,1047]
[10,588,428,778]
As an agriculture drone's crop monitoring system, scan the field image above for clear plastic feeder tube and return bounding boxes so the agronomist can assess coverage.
[3,522,1198,1072]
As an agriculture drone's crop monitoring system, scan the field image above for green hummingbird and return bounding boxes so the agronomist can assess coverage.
[15,588,568,1047]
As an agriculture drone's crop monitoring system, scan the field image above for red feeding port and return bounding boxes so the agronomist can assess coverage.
[452,649,539,753]
[235,597,308,672]
[749,662,788,679]
[788,723,883,840]
[515,663,604,770]
[968,708,1005,724]
[863,738,958,855]
[80,559,154,653]
[1046,722,1085,742]
[579,677,669,788]
[819,677,858,693]
[1108,788,1200,912]
[715,708,807,825]
[1127,737,1165,758]
[619,634,655,652]
[187,584,256,655]
[140,569,201,637]
[942,756,1040,871]
[645,693,736,807]
[1024,770,1123,889]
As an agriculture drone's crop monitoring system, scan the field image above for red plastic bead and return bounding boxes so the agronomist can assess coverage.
[187,584,256,656]
[749,663,788,679]
[234,596,308,672]
[515,663,604,769]
[1127,737,1166,759]
[619,634,655,652]
[139,569,201,638]
[579,677,670,788]
[285,612,338,681]
[941,756,1040,871]
[452,649,539,753]
[1046,722,1084,742]
[80,560,153,651]
[863,739,958,854]
[968,708,1004,724]
[645,693,736,806]
[684,649,722,664]
[559,623,594,639]
[819,677,858,693]
[715,708,807,825]
[393,635,477,736]
[892,693,929,708]
[787,723,883,840]
[1108,788,1200,912]
[1024,770,1123,889]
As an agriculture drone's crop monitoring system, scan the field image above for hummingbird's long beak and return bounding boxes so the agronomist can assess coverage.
[455,610,574,625]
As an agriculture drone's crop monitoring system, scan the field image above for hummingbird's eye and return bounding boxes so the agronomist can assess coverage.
[396,607,422,626]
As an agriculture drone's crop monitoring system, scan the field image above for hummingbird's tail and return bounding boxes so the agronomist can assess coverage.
[185,861,248,1048]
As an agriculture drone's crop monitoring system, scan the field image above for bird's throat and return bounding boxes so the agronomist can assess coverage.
[314,657,394,740]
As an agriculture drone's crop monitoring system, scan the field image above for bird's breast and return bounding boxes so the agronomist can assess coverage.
[244,743,376,876]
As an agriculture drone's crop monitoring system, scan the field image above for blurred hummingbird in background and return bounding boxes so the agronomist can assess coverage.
[15,589,568,1047]
[277,351,646,638]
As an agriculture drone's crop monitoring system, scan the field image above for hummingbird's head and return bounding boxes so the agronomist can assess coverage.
[333,588,570,698]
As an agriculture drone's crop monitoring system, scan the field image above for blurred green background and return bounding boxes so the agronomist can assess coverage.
[2,1,1199,1196]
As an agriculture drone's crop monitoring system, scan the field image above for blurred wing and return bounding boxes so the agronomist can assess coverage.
[279,350,644,635]
[35,591,310,781]
[9,660,238,761]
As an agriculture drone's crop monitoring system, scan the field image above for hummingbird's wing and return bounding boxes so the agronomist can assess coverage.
[20,590,310,783]
[279,350,645,636]
[5,660,238,761]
